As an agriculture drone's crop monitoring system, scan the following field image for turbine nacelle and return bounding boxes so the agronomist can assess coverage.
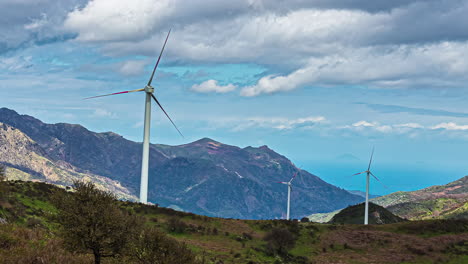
[145,86,155,93]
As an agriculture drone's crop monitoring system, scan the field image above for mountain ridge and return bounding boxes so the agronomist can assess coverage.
[0,107,364,219]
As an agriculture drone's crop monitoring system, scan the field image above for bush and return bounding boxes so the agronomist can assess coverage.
[167,217,188,233]
[263,228,297,256]
[25,217,44,229]
[127,226,199,264]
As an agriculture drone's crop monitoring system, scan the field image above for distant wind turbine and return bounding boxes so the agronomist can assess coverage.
[352,148,382,225]
[84,30,183,204]
[278,172,298,220]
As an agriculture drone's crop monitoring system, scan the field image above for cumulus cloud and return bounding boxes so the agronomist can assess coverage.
[191,80,237,93]
[229,116,326,131]
[240,42,468,96]
[342,120,426,134]
[431,122,468,131]
[0,0,87,53]
[117,60,148,76]
[5,0,468,98]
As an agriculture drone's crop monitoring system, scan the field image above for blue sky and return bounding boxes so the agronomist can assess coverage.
[1,0,468,195]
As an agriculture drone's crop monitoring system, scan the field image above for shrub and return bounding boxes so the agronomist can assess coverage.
[127,226,199,264]
[263,228,297,256]
[167,217,188,233]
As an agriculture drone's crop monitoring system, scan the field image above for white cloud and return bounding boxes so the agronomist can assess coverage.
[191,80,237,93]
[431,122,468,131]
[24,13,48,30]
[240,42,468,96]
[92,108,117,118]
[57,0,468,97]
[117,60,148,76]
[231,116,326,131]
[352,121,377,127]
[65,0,172,42]
[343,121,427,134]
[395,123,424,129]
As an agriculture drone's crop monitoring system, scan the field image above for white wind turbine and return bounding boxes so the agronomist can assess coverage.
[84,30,183,204]
[278,172,298,220]
[352,148,382,225]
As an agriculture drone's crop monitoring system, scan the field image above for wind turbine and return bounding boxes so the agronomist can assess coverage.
[84,30,183,204]
[352,148,382,225]
[278,172,298,220]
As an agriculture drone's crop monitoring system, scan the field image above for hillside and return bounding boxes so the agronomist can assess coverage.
[0,107,363,219]
[329,202,405,225]
[372,176,468,220]
[309,176,468,222]
[1,181,467,264]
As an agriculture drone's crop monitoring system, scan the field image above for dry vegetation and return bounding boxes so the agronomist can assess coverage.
[0,180,467,264]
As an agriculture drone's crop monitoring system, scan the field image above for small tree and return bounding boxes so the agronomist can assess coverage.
[264,227,297,256]
[52,181,141,264]
[128,226,199,264]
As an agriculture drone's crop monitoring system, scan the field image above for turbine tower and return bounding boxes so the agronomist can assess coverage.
[278,172,297,220]
[84,30,183,204]
[352,148,382,225]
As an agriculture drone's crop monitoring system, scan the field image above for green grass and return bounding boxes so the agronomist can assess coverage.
[1,180,468,264]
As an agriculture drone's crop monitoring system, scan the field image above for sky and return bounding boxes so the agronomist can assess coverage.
[1,0,468,195]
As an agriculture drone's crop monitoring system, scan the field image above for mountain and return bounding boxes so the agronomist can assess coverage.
[0,122,136,200]
[372,176,468,220]
[329,202,405,224]
[309,176,468,222]
[0,108,364,219]
[346,190,380,199]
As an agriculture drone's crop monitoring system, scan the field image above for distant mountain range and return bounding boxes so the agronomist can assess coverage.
[0,107,364,219]
[309,176,468,222]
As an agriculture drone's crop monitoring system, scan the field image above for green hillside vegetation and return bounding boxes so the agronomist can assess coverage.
[309,176,468,222]
[329,202,405,225]
[373,176,468,220]
[0,180,467,264]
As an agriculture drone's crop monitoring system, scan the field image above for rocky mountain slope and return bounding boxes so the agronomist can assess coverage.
[309,176,468,222]
[0,108,363,219]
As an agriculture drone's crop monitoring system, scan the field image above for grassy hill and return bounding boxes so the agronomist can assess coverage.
[373,176,468,220]
[329,202,405,224]
[1,180,467,264]
[309,176,468,222]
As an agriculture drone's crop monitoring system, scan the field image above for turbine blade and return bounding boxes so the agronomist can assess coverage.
[370,172,389,189]
[352,171,367,176]
[289,172,298,183]
[84,88,145,100]
[150,94,184,138]
[367,147,375,171]
[369,171,380,181]
[147,29,171,86]
[277,182,288,184]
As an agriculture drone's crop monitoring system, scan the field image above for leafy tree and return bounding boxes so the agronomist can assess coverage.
[264,227,297,256]
[52,181,142,264]
[128,226,199,264]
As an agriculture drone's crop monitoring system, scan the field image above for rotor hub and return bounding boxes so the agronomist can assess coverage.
[145,86,154,93]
